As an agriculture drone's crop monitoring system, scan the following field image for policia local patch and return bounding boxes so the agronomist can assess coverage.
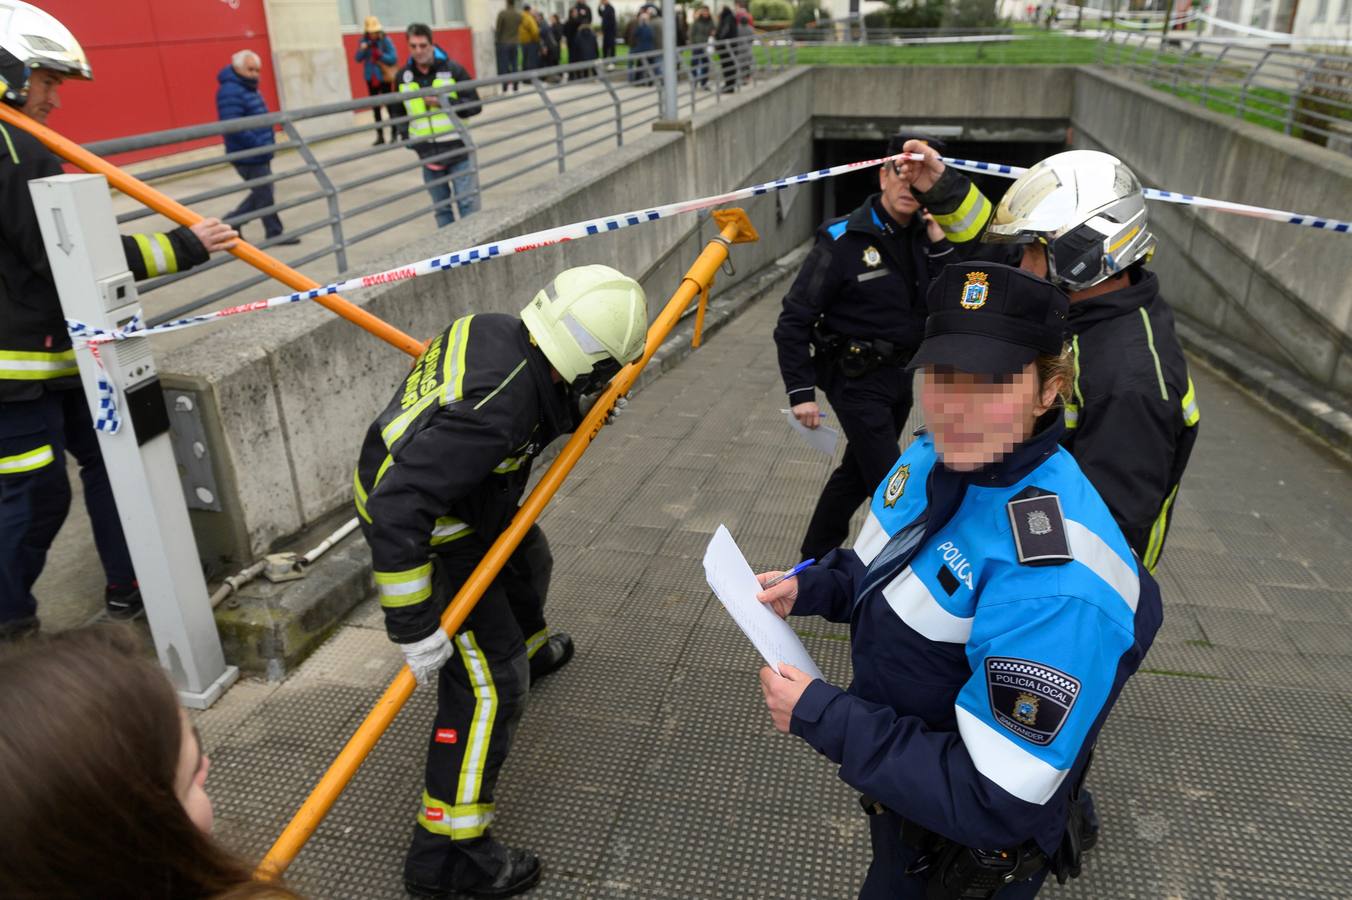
[985,657,1081,746]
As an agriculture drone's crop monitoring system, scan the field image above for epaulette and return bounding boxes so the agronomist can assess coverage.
[1006,486,1073,566]
[825,219,848,241]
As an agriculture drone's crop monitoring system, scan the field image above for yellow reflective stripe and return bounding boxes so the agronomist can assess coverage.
[132,233,159,277]
[381,390,439,450]
[930,183,992,243]
[429,515,472,546]
[442,315,472,405]
[524,628,549,659]
[0,122,17,164]
[456,630,498,805]
[1181,375,1200,426]
[372,453,394,489]
[1137,308,1167,402]
[398,77,456,136]
[473,359,527,411]
[374,562,433,608]
[0,444,55,475]
[1063,402,1079,430]
[353,468,371,523]
[417,792,493,838]
[154,232,178,275]
[1108,224,1141,255]
[492,453,528,474]
[1071,335,1084,407]
[0,349,78,380]
[1143,484,1180,573]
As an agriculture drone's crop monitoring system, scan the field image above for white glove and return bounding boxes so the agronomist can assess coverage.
[400,630,454,686]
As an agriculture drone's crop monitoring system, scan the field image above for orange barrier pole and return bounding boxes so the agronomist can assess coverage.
[258,208,759,879]
[0,104,424,359]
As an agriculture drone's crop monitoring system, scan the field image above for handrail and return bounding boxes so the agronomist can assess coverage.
[0,103,424,358]
[257,207,760,879]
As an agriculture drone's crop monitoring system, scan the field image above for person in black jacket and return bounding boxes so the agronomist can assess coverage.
[714,5,738,92]
[400,24,484,229]
[773,134,947,561]
[357,265,647,899]
[598,0,618,57]
[902,141,1199,569]
[0,5,236,639]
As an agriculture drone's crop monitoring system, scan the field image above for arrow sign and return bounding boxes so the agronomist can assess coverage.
[52,208,74,255]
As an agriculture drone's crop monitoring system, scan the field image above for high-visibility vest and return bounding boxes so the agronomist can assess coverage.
[399,77,458,139]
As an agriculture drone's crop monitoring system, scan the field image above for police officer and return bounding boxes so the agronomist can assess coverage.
[757,263,1163,899]
[0,1,236,639]
[355,265,646,898]
[401,22,483,229]
[774,133,948,562]
[903,142,1199,570]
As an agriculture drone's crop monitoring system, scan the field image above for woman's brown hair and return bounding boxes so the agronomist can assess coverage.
[0,626,300,899]
[1036,342,1076,407]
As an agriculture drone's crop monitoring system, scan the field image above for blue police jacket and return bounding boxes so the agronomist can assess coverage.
[789,417,1163,856]
[216,65,275,165]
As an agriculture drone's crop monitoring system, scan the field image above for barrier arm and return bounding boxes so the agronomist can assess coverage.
[0,104,424,358]
[258,208,759,878]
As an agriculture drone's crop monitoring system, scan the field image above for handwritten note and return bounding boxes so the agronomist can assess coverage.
[702,525,823,679]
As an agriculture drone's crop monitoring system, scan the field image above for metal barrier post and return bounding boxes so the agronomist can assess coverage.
[531,77,567,174]
[662,0,679,119]
[29,174,238,709]
[598,72,624,147]
[281,120,348,273]
[258,208,761,879]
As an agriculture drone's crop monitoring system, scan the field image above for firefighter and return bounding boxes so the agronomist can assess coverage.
[0,1,237,639]
[354,265,646,898]
[902,142,1199,570]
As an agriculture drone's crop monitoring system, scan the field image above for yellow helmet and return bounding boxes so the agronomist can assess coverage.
[521,265,647,384]
[0,1,92,107]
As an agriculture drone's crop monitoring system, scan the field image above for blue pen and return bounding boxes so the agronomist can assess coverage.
[762,558,815,589]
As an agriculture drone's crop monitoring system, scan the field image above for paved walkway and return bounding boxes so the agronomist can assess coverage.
[192,276,1352,898]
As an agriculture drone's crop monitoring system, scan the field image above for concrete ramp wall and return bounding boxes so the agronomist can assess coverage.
[161,70,818,568]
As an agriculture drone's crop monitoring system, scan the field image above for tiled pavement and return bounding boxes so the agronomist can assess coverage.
[195,274,1352,898]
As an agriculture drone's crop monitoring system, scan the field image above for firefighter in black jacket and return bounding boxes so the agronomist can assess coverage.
[774,134,948,560]
[901,140,1199,569]
[356,265,646,899]
[0,2,236,640]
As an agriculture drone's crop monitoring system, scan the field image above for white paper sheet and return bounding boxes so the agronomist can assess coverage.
[780,408,840,457]
[702,525,824,679]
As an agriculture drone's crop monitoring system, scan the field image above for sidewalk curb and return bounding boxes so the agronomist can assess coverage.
[1176,315,1352,460]
[216,247,806,676]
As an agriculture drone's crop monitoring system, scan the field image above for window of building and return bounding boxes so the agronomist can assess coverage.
[1338,0,1350,23]
[341,0,467,29]
[1313,0,1329,22]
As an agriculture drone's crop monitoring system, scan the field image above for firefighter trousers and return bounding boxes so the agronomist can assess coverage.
[404,524,552,890]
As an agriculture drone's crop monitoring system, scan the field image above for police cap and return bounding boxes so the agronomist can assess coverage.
[886,130,946,156]
[907,262,1068,376]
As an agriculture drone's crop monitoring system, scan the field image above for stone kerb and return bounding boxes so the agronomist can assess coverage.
[1071,68,1352,396]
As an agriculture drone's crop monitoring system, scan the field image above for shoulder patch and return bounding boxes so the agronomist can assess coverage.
[825,220,848,241]
[986,657,1081,746]
[1007,486,1072,566]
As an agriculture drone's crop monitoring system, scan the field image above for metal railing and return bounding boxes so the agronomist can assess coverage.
[84,34,790,326]
[1098,30,1352,152]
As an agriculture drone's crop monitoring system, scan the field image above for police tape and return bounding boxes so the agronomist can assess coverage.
[67,148,1349,431]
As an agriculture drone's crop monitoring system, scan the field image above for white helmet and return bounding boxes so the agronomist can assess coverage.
[982,150,1155,292]
[521,265,647,386]
[0,1,92,107]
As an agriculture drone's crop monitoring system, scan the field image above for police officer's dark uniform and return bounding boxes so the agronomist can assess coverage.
[0,115,209,637]
[774,140,945,560]
[781,264,1164,898]
[914,161,1199,570]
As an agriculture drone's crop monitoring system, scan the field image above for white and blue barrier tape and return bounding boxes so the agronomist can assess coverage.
[67,151,1349,431]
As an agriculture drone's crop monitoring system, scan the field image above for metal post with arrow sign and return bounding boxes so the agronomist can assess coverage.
[29,173,237,709]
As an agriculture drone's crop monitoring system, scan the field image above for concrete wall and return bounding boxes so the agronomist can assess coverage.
[1071,68,1352,397]
[162,69,818,567]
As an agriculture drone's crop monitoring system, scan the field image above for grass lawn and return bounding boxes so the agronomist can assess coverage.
[783,32,1101,65]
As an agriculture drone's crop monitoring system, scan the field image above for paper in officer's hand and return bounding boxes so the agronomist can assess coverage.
[780,409,839,457]
[702,525,823,680]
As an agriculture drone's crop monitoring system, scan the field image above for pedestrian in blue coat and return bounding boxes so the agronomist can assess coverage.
[757,262,1163,898]
[354,15,401,145]
[215,50,298,246]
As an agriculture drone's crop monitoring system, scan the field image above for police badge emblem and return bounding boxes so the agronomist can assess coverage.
[960,271,989,310]
[1026,509,1052,536]
[862,246,881,268]
[883,463,910,508]
[1013,692,1040,726]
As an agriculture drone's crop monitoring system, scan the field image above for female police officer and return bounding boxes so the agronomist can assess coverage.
[756,262,1163,899]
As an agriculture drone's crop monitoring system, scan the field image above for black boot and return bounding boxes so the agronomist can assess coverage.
[105,583,143,620]
[528,633,574,685]
[374,132,386,146]
[405,846,542,899]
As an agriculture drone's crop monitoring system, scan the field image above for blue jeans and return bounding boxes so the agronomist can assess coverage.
[522,43,540,71]
[496,42,519,84]
[227,160,283,238]
[422,149,480,228]
[0,390,135,624]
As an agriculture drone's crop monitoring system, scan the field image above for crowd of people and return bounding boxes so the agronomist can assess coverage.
[0,1,1204,898]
